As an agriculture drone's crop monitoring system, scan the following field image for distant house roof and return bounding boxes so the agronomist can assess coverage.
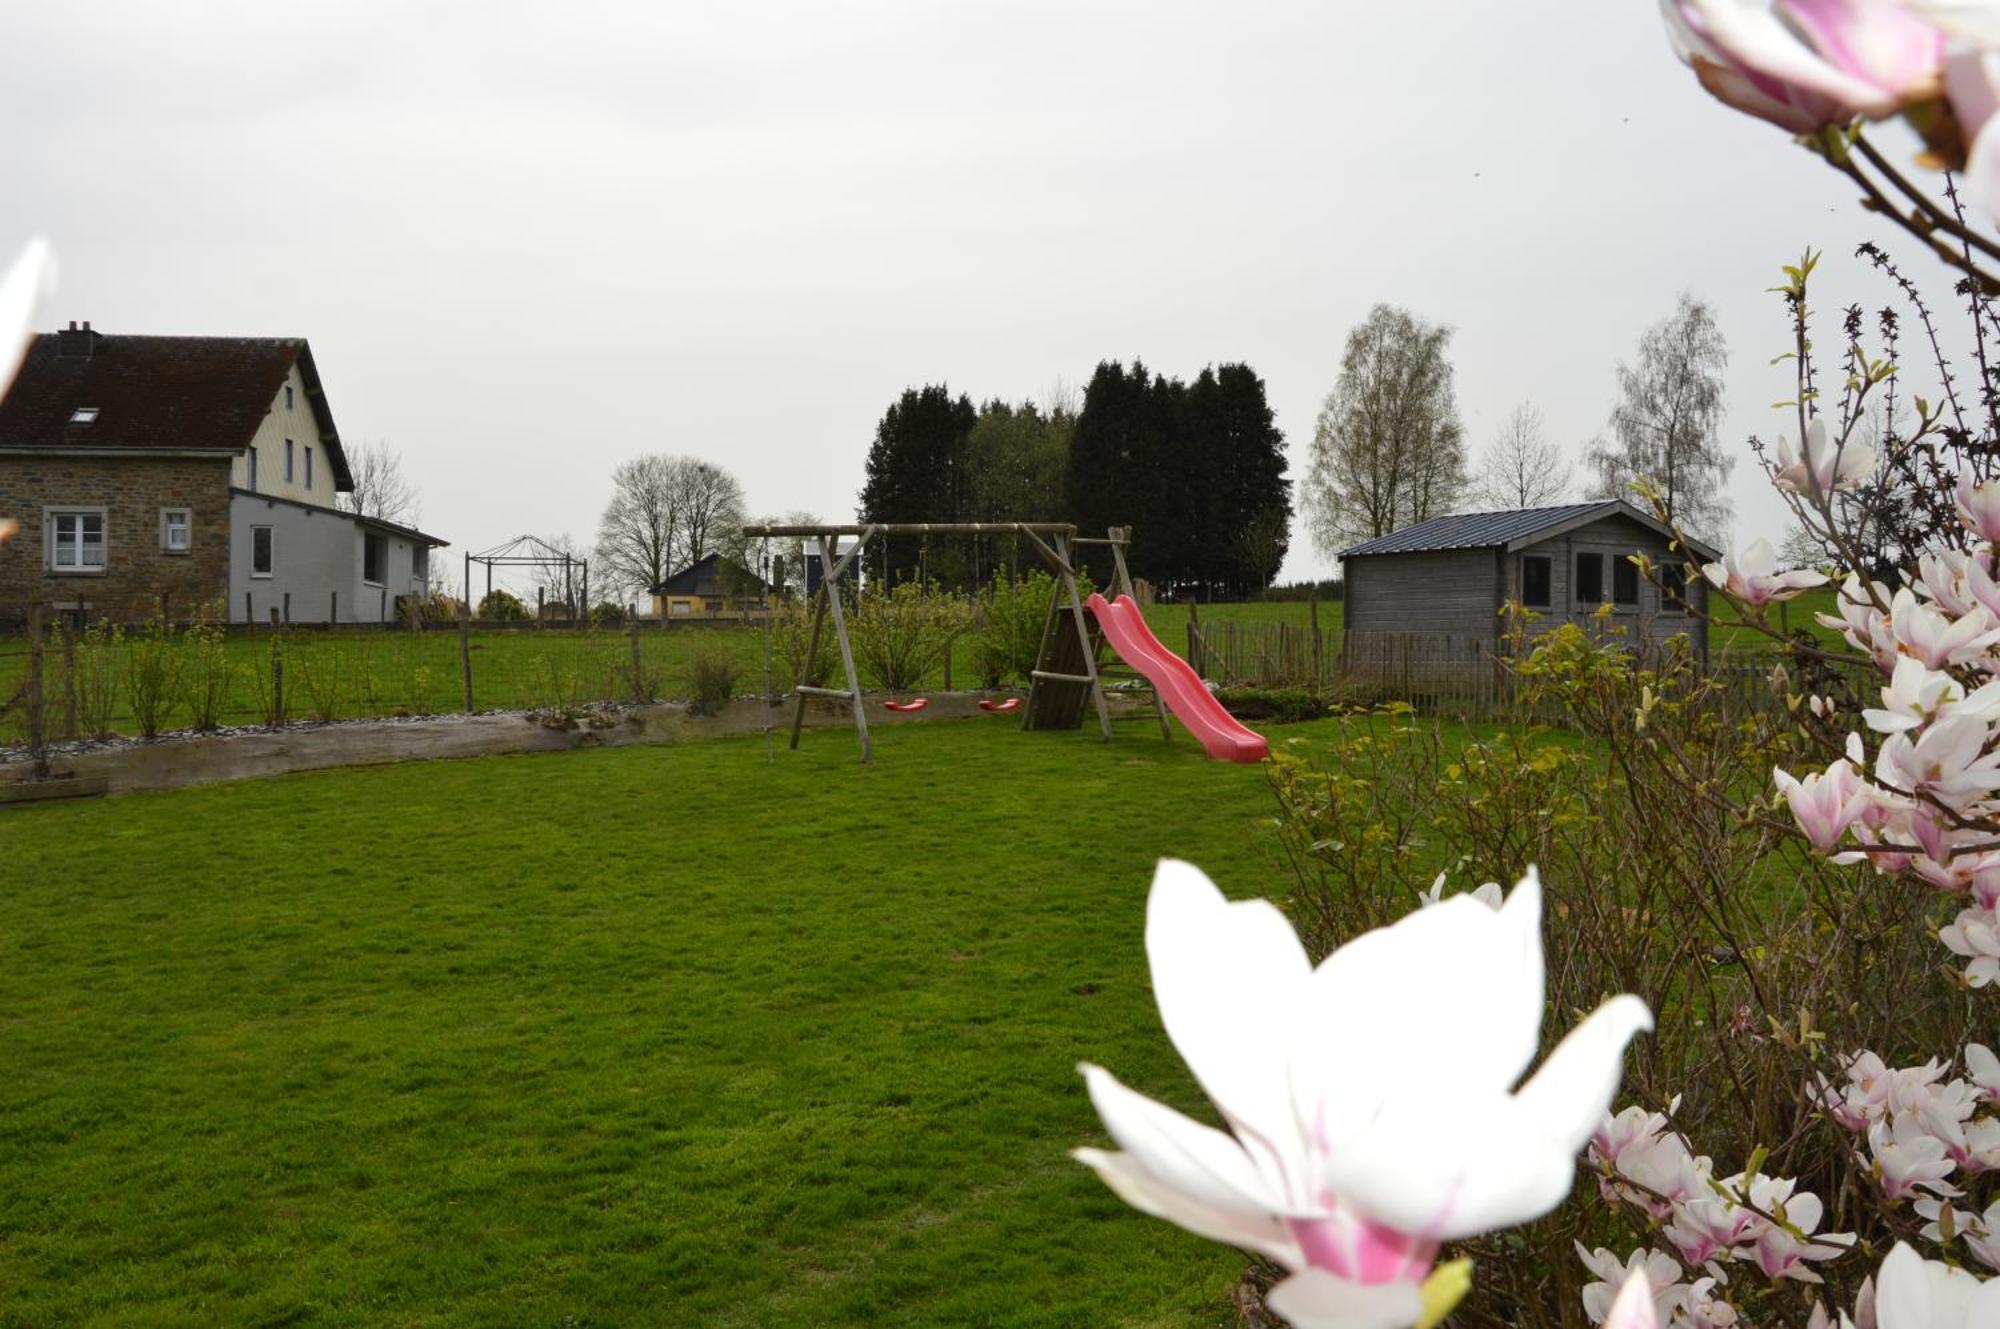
[651,552,770,598]
[0,326,354,489]
[1340,500,1720,562]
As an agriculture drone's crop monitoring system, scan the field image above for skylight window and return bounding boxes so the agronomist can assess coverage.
[69,407,99,425]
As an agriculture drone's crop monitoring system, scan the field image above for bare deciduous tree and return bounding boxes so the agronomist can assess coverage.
[593,455,749,604]
[1473,403,1573,509]
[1303,305,1466,555]
[339,440,420,526]
[595,455,682,603]
[1586,293,1734,540]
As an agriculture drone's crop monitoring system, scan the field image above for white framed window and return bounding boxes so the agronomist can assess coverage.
[285,439,295,483]
[47,508,107,572]
[160,507,192,553]
[251,525,274,578]
[304,445,314,490]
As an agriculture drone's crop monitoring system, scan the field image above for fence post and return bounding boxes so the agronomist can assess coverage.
[271,635,285,728]
[61,621,78,741]
[26,600,47,779]
[628,615,645,702]
[459,607,475,712]
[1309,592,1322,688]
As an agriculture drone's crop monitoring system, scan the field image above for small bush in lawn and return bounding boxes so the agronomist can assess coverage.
[970,569,1090,688]
[71,620,121,739]
[123,617,184,738]
[687,641,738,716]
[589,601,626,627]
[181,615,234,731]
[1213,685,1323,724]
[292,637,349,723]
[477,589,529,622]
[771,596,835,692]
[851,582,973,693]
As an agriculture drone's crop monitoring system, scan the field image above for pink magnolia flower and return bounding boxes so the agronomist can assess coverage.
[1775,758,1875,850]
[1074,862,1651,1329]
[0,237,54,405]
[1575,1246,1685,1325]
[1875,713,2000,810]
[1967,1043,2000,1104]
[1738,1173,1853,1282]
[1955,471,2000,545]
[1889,588,2000,669]
[1820,575,1901,671]
[1865,657,1973,734]
[1776,415,1881,497]
[1662,0,1945,132]
[1940,901,2000,986]
[1869,1115,1963,1199]
[1598,1264,1664,1329]
[1704,536,1830,605]
[1946,46,2000,222]
[1872,1240,2000,1328]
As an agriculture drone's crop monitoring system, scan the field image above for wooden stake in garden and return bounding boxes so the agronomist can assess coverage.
[26,600,48,779]
[459,604,475,713]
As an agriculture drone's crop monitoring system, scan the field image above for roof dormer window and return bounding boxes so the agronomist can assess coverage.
[69,407,99,425]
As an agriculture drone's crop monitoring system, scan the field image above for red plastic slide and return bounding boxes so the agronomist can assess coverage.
[1086,593,1269,763]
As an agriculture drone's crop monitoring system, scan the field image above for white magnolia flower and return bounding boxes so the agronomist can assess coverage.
[1873,1240,2000,1328]
[1599,1264,1664,1329]
[1940,903,2000,987]
[0,236,53,405]
[1968,1044,2000,1105]
[1075,861,1651,1329]
[1703,536,1829,605]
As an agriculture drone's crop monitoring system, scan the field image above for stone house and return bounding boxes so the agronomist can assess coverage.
[0,324,447,625]
[1339,500,1722,661]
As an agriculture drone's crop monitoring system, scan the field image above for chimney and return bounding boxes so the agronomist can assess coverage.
[57,321,100,359]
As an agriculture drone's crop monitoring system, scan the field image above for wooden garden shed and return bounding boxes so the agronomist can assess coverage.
[1339,500,1720,665]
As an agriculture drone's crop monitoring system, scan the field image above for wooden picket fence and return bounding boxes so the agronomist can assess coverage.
[1183,618,1873,726]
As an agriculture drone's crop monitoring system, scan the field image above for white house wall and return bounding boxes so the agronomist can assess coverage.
[229,492,429,624]
[229,361,333,507]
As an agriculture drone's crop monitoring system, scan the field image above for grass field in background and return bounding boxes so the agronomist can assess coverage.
[0,717,1315,1327]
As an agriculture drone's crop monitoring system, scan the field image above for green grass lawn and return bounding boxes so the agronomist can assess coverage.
[0,716,1316,1327]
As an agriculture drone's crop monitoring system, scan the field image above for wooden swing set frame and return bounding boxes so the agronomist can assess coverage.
[738,521,1163,763]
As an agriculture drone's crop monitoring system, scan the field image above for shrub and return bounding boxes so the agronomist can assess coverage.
[123,617,183,738]
[850,582,973,693]
[686,641,738,716]
[71,620,121,739]
[588,601,626,627]
[477,589,528,622]
[1264,627,1963,1327]
[770,596,836,693]
[1212,685,1324,724]
[970,571,1058,689]
[290,637,349,723]
[181,619,234,730]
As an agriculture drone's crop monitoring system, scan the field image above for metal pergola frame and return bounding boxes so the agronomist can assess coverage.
[464,535,588,622]
[741,521,1159,763]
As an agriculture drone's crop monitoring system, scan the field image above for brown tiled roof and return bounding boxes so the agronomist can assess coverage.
[0,329,353,489]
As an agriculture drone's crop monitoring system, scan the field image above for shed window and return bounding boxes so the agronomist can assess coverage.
[48,510,106,570]
[363,531,387,585]
[1661,564,1688,611]
[1613,557,1640,606]
[1575,552,1603,604]
[1521,555,1552,608]
[251,526,273,577]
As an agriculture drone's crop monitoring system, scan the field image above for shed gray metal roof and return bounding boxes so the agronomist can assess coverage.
[1339,500,1719,561]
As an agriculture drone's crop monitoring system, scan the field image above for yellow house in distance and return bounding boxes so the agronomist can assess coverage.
[649,552,770,619]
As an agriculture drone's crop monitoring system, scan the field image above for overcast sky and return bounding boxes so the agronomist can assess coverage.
[0,0,1975,590]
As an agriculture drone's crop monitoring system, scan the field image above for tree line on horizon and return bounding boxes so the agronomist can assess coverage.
[857,359,1292,599]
